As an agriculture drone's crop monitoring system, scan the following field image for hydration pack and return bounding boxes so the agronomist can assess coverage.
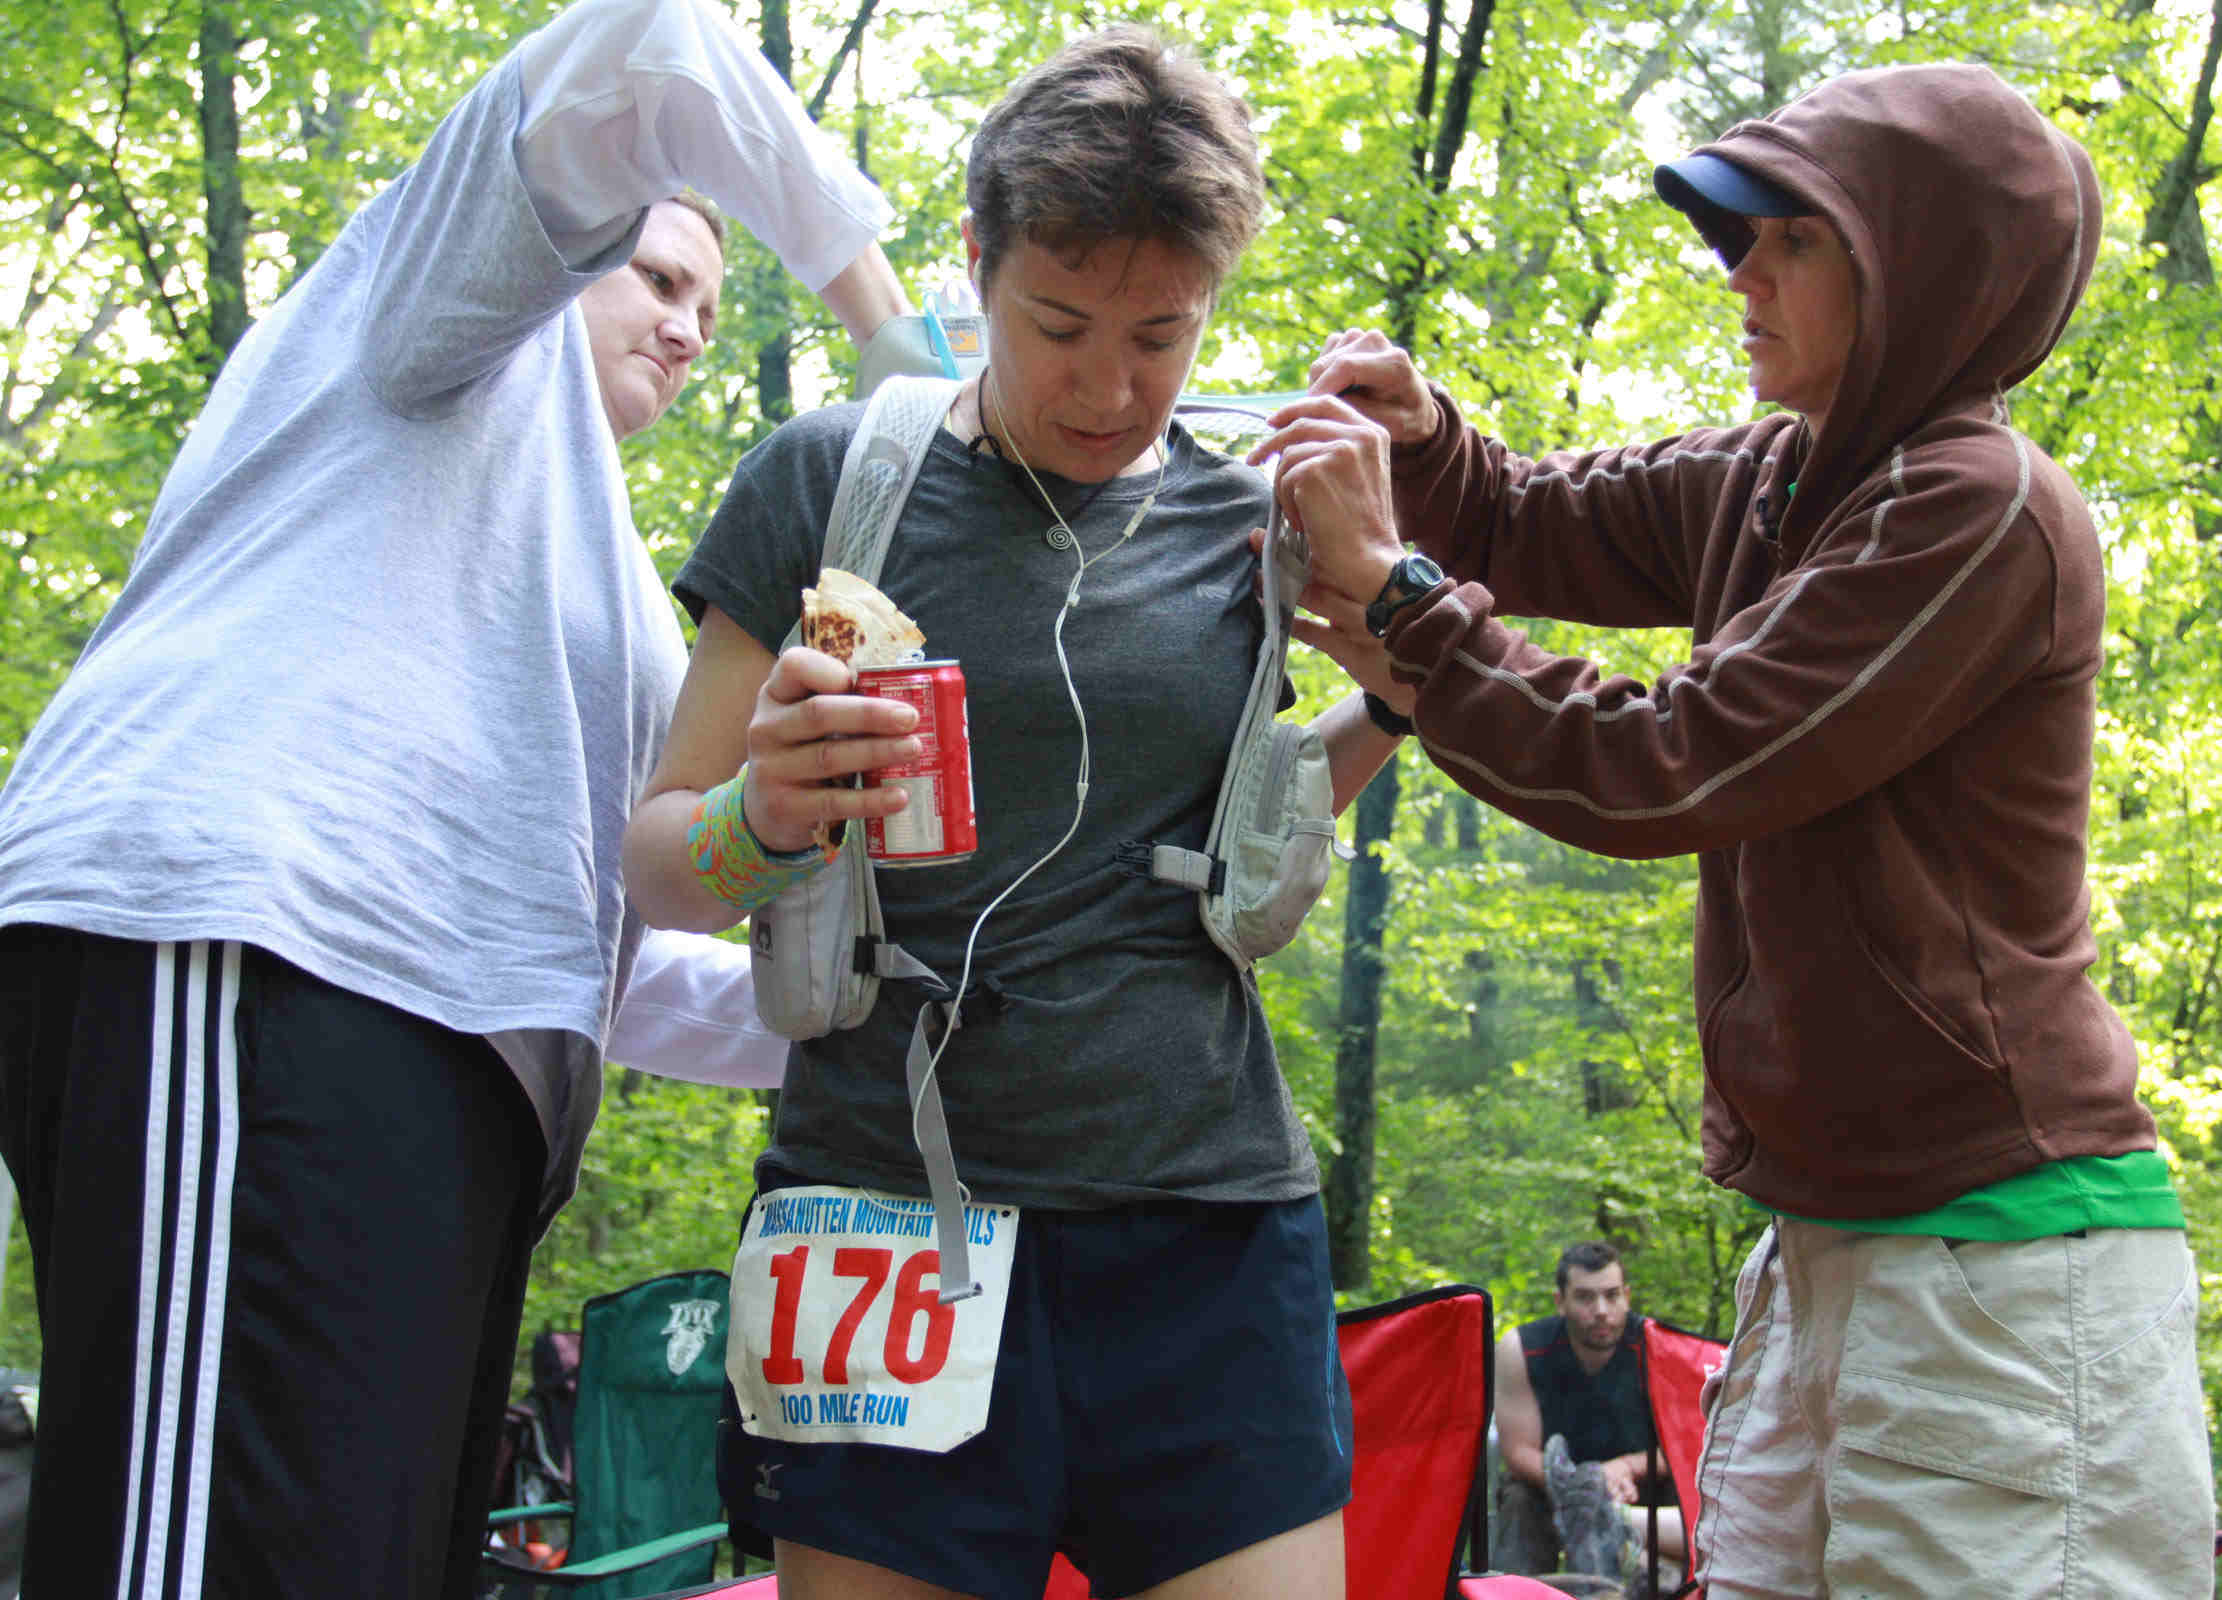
[745,373,1342,1297]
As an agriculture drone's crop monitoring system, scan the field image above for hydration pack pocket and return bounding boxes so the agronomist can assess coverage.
[1120,504,1345,969]
[1210,719,1340,963]
[749,842,879,1040]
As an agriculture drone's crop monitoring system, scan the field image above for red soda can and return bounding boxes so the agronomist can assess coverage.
[854,661,977,866]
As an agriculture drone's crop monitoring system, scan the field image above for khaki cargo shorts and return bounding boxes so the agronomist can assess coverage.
[1695,1218,2212,1598]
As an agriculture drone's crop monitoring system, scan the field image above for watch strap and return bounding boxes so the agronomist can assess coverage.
[1366,553,1445,637]
[1362,692,1415,738]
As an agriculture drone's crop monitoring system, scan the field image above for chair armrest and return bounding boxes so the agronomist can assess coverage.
[487,1502,575,1528]
[523,1520,728,1584]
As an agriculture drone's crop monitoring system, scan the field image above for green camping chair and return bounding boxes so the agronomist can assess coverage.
[484,1269,733,1598]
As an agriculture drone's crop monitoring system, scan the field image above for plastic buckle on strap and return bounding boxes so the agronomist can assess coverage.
[1112,841,1156,879]
[966,978,1013,1025]
[1114,841,1227,895]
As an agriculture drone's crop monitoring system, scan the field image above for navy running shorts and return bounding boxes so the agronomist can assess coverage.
[718,1179,1352,1599]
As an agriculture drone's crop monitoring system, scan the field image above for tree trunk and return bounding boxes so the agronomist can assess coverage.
[198,4,249,371]
[756,276,796,424]
[1574,960,1634,1114]
[2140,0,2222,542]
[1327,761,1398,1288]
[1464,947,1500,1069]
[1455,792,1482,851]
[1322,0,1494,1291]
[2140,0,2222,286]
[755,0,796,422]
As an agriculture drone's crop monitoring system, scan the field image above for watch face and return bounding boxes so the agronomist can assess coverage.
[1368,554,1444,636]
[1404,554,1445,589]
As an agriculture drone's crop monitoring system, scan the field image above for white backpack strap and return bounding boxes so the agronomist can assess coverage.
[812,373,983,1303]
[824,374,961,584]
[904,1000,981,1303]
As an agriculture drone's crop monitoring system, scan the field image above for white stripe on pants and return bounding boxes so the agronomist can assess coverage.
[115,941,241,1600]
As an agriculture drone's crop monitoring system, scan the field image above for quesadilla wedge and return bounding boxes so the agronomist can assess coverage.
[801,568,925,669]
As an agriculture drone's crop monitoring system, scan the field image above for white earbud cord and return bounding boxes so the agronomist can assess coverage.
[907,379,1167,1166]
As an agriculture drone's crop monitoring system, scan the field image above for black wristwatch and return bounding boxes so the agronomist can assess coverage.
[1362,692,1415,738]
[1364,552,1447,637]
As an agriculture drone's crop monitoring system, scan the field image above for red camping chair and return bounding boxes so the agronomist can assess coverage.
[1623,1318,1724,1600]
[1336,1285,1496,1598]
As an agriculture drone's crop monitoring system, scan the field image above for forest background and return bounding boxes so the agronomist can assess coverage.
[4,0,2222,1490]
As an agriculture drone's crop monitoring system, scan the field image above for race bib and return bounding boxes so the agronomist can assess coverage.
[728,1185,1019,1454]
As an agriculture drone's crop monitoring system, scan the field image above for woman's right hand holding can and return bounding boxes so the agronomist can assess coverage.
[742,646,922,854]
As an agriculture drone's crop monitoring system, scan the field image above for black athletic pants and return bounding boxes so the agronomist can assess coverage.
[0,924,545,1599]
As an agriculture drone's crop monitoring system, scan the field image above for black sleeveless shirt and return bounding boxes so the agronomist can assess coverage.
[1517,1313,1656,1467]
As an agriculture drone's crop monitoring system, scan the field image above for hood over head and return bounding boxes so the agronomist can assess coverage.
[1666,64,2101,545]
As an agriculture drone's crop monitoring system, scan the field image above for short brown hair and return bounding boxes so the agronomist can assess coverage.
[965,26,1264,292]
[1555,1240,1623,1293]
[667,190,728,250]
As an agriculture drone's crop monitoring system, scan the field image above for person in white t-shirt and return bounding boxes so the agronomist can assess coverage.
[0,2,902,1595]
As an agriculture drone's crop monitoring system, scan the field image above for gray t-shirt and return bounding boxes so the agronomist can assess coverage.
[0,0,892,1226]
[676,406,1321,1209]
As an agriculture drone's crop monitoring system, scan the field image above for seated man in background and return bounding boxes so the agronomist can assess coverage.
[1495,1243,1683,1585]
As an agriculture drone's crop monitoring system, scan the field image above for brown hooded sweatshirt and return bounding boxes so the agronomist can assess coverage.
[1385,64,2154,1218]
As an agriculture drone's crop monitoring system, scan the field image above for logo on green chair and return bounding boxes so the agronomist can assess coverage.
[662,1298,722,1375]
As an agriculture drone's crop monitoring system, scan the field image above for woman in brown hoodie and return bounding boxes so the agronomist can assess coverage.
[1256,63,2212,1597]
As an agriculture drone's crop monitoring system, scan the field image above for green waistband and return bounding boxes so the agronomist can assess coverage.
[1752,1151,2184,1239]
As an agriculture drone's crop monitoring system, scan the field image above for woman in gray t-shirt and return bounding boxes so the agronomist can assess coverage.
[625,27,1402,1600]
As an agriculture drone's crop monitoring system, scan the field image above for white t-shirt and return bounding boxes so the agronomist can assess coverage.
[0,0,884,1222]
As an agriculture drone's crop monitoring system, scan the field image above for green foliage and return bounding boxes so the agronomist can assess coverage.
[0,1208,35,1374]
[516,1063,774,1389]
